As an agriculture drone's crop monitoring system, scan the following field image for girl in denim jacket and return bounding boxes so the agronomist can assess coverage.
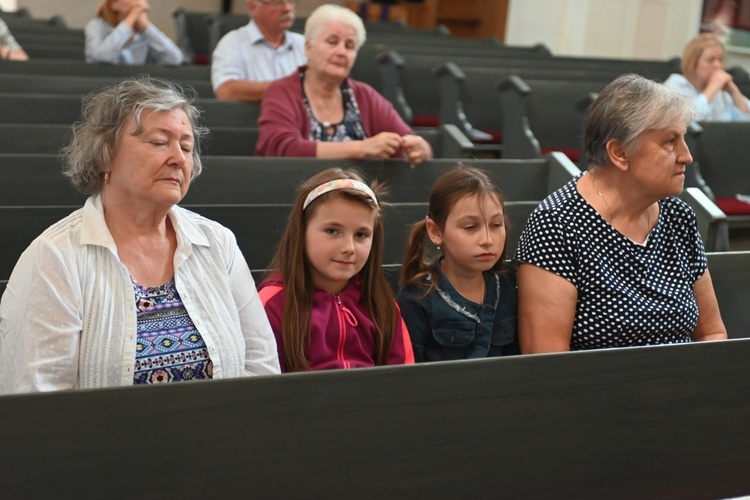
[397,167,519,362]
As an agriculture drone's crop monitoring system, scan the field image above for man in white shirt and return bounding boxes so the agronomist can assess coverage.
[211,0,306,102]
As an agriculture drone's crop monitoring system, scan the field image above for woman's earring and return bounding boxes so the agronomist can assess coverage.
[436,245,441,250]
[104,171,111,185]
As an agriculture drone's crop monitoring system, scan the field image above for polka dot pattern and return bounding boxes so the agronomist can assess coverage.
[515,174,707,350]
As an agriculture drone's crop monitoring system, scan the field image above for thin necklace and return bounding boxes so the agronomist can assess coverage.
[591,174,653,231]
[591,174,612,223]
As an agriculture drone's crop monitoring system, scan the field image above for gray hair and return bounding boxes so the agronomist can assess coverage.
[304,4,366,51]
[584,73,695,169]
[62,76,209,195]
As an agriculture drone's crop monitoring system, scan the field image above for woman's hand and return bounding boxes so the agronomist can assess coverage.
[120,0,150,32]
[361,132,403,159]
[401,134,432,166]
[134,0,151,32]
[0,45,29,61]
[724,79,750,114]
[703,69,735,102]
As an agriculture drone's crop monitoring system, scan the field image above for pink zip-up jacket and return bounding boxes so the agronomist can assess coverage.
[258,275,414,372]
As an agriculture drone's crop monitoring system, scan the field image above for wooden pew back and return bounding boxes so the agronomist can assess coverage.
[0,339,748,497]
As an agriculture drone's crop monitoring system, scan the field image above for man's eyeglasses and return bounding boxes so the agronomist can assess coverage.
[256,0,300,7]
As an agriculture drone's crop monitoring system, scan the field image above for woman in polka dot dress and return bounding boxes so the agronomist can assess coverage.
[515,74,727,353]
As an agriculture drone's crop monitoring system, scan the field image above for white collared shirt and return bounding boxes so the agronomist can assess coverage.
[211,20,306,91]
[0,195,280,393]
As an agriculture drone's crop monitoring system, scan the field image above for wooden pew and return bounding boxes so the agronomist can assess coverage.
[3,252,747,338]
[378,50,662,130]
[19,43,84,60]
[0,74,214,98]
[0,338,749,497]
[436,64,615,158]
[1,153,727,252]
[364,252,750,340]
[707,251,750,339]
[0,124,72,154]
[0,58,211,80]
[12,31,84,46]
[679,188,730,253]
[0,11,67,29]
[498,76,610,162]
[0,124,257,156]
[0,94,259,128]
[0,201,538,281]
[0,154,579,206]
[686,122,750,231]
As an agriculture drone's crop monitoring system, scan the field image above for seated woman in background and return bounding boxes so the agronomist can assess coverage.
[255,4,432,165]
[515,74,727,353]
[0,18,29,60]
[664,33,750,121]
[397,167,519,362]
[85,0,183,65]
[0,77,280,393]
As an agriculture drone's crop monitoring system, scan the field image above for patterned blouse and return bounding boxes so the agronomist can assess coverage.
[132,277,213,384]
[515,173,708,350]
[301,72,367,142]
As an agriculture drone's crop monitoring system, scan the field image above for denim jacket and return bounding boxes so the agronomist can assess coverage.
[396,262,519,362]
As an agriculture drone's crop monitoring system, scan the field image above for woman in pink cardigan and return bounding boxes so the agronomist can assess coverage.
[255,4,432,165]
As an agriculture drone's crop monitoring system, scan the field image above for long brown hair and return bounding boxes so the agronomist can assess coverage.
[265,167,396,372]
[400,166,508,294]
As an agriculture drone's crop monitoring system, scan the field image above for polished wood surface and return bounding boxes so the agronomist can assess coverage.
[0,338,749,497]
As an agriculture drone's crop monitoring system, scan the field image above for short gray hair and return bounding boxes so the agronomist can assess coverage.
[584,74,695,168]
[304,4,366,51]
[62,76,208,195]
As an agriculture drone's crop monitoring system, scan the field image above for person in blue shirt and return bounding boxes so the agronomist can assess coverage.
[85,0,183,65]
[664,33,750,121]
[397,166,518,362]
[0,18,28,61]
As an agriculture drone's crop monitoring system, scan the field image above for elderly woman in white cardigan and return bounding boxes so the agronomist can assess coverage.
[0,77,279,393]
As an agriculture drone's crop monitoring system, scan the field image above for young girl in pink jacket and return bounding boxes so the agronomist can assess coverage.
[259,167,414,372]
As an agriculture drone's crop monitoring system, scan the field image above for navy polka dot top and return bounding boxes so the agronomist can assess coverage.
[515,173,707,350]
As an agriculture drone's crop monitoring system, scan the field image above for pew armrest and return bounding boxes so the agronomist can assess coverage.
[440,124,475,159]
[680,187,730,252]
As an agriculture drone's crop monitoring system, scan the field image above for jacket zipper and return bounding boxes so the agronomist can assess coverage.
[335,294,358,369]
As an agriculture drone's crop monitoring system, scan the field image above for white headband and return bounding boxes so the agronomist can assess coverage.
[303,179,378,210]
